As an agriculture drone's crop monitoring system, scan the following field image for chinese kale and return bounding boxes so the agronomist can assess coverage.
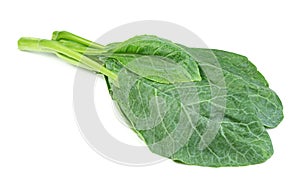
[18,31,283,167]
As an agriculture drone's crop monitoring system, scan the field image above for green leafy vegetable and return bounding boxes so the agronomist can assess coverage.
[18,31,283,167]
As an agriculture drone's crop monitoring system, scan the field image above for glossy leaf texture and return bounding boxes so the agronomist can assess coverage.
[102,39,282,166]
[105,59,273,167]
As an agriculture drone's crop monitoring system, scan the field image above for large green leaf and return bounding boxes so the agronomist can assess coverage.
[105,62,273,167]
[102,37,284,166]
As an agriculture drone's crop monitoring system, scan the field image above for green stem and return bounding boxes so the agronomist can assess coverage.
[58,39,106,55]
[52,31,104,50]
[18,37,117,81]
[55,52,94,71]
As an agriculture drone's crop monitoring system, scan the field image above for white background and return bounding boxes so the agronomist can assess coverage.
[1,0,299,182]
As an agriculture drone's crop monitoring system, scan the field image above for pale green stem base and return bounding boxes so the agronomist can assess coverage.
[18,37,117,81]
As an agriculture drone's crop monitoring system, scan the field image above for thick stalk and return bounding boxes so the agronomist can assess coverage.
[55,52,94,71]
[52,31,104,49]
[18,37,117,81]
[58,39,106,55]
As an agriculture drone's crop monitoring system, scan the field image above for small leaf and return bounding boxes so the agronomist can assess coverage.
[106,35,202,83]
